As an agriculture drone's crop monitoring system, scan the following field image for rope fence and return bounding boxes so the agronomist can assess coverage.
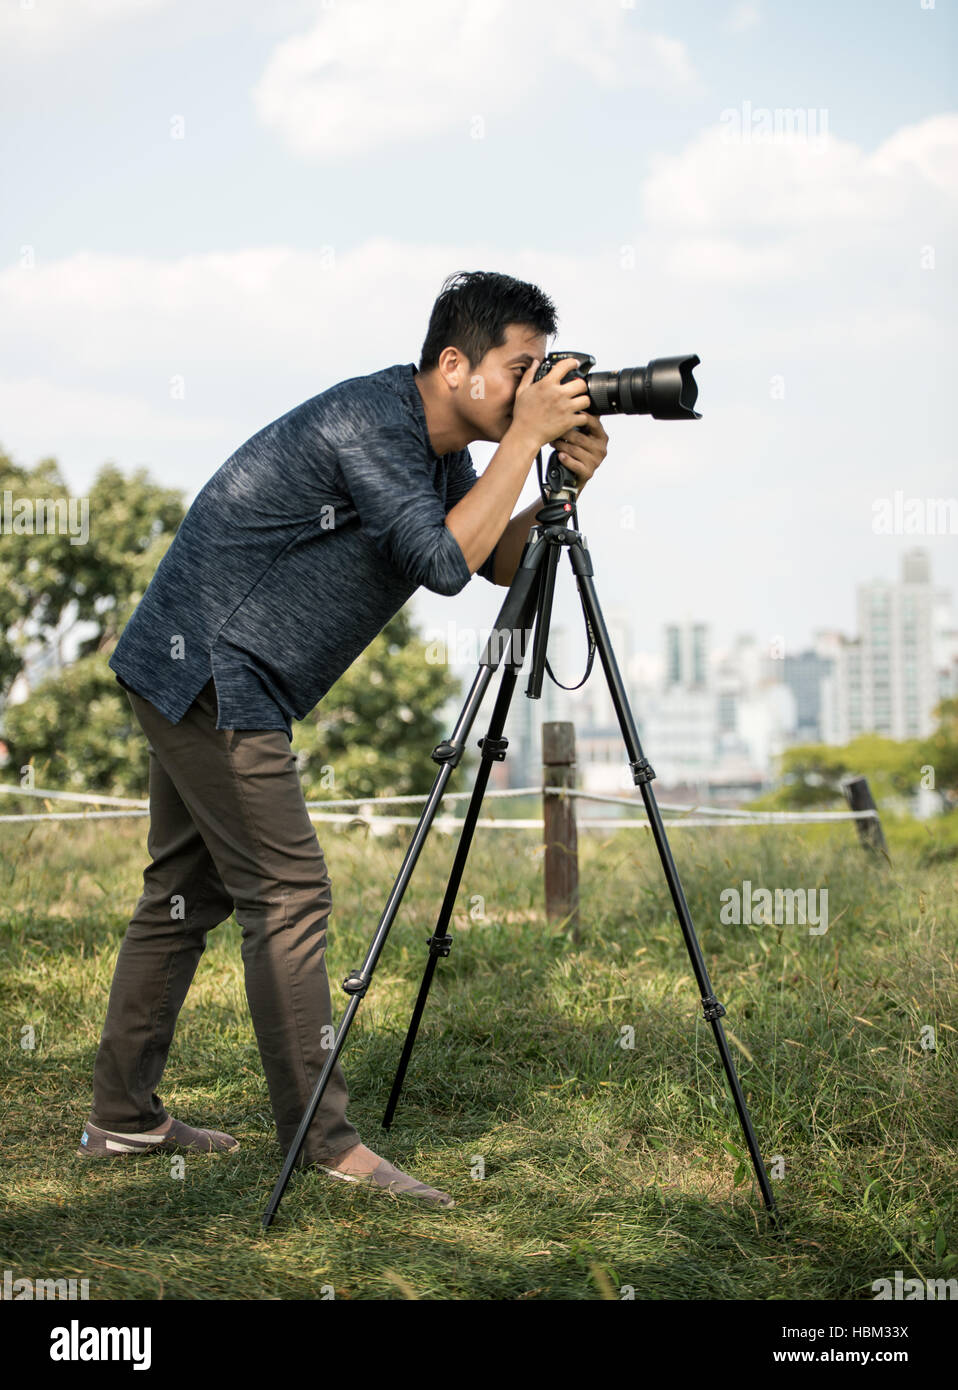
[0,722,889,939]
[0,779,880,831]
[0,719,890,933]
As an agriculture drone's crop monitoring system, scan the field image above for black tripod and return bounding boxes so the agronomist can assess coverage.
[262,459,777,1229]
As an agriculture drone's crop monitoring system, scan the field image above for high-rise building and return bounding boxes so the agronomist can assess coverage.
[824,549,938,743]
[783,648,834,742]
[933,586,958,702]
[855,549,937,739]
[665,620,708,689]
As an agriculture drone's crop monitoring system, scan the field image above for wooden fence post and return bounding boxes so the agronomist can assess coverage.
[842,775,890,862]
[542,721,579,938]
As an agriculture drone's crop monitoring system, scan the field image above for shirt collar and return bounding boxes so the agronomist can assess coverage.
[398,362,448,463]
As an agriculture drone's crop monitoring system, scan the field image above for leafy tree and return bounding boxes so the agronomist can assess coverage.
[0,448,184,701]
[291,606,464,802]
[918,697,958,806]
[4,605,464,804]
[0,445,464,803]
[756,733,925,810]
[2,647,148,796]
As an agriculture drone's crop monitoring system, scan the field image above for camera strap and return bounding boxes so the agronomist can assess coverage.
[544,606,597,692]
[533,450,597,693]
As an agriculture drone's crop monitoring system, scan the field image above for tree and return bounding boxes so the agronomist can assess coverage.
[4,604,463,803]
[2,647,149,796]
[0,445,463,802]
[0,448,185,703]
[291,606,463,802]
[757,733,925,810]
[918,697,958,807]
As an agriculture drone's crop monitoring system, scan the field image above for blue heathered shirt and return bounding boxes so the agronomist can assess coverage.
[109,363,498,740]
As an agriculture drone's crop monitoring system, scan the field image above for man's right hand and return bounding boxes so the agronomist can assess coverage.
[508,356,593,452]
[445,358,593,578]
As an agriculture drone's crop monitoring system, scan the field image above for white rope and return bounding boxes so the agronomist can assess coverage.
[0,780,875,821]
[0,780,876,829]
[538,787,877,821]
[0,782,546,808]
[0,782,532,810]
[307,812,881,831]
[0,783,149,808]
[0,808,876,832]
[0,809,150,824]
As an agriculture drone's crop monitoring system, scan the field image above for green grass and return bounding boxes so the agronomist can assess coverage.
[1,809,956,1301]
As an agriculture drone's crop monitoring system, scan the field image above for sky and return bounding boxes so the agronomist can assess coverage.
[2,0,956,676]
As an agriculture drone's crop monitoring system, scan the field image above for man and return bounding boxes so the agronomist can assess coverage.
[80,269,608,1209]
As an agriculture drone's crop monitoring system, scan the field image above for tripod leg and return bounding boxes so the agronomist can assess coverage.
[261,666,494,1228]
[567,542,777,1221]
[381,547,547,1131]
[527,539,561,699]
[382,663,522,1129]
[262,550,546,1229]
[262,992,363,1228]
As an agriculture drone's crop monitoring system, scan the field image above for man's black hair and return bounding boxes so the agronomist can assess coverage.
[418,270,558,373]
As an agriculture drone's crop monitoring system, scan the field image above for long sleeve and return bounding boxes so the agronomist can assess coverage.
[443,446,499,585]
[335,427,473,596]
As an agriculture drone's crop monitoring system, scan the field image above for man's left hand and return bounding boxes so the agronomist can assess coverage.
[550,414,609,491]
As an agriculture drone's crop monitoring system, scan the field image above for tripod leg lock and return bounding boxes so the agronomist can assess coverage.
[431,739,463,767]
[478,735,508,761]
[630,757,656,785]
[427,933,453,958]
[701,994,727,1022]
[342,971,369,997]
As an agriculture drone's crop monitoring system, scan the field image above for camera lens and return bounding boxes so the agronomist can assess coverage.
[586,355,701,419]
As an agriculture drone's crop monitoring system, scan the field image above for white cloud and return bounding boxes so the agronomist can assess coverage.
[0,375,222,443]
[724,3,761,33]
[0,110,953,657]
[640,113,958,284]
[252,0,702,162]
[0,376,229,494]
[0,0,171,48]
[659,236,796,284]
[869,112,958,199]
[2,115,952,393]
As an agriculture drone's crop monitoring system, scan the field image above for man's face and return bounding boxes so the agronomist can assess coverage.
[462,322,548,443]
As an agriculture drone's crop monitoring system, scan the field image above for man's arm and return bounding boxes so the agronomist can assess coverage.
[444,426,542,575]
[488,500,541,585]
[476,414,612,586]
[445,358,607,584]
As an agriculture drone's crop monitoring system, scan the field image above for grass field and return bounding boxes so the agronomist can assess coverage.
[1,804,956,1301]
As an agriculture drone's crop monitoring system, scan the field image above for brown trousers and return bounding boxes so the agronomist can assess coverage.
[89,677,361,1166]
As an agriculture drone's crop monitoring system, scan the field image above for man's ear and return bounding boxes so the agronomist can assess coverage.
[437,346,469,393]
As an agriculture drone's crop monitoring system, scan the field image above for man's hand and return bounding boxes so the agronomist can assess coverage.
[509,356,592,451]
[485,411,610,584]
[549,413,609,492]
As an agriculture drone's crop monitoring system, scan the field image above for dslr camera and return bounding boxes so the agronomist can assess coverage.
[533,350,701,491]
